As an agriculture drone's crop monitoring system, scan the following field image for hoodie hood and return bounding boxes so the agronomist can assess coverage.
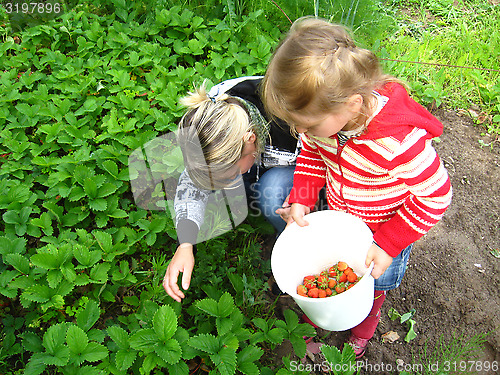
[359,82,443,141]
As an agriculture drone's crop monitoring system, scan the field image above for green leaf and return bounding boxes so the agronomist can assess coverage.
[66,325,89,355]
[74,165,95,186]
[210,346,236,375]
[282,309,299,330]
[321,344,342,366]
[80,342,109,363]
[405,320,418,342]
[107,326,130,350]
[47,269,63,288]
[43,323,70,355]
[31,252,59,270]
[76,299,100,332]
[115,349,137,371]
[0,235,26,256]
[196,297,219,317]
[129,328,157,352]
[237,345,263,375]
[266,328,286,345]
[188,333,220,355]
[89,262,110,283]
[24,352,47,375]
[388,307,401,321]
[4,253,30,274]
[73,245,101,267]
[89,198,108,211]
[341,343,356,367]
[21,332,43,353]
[216,317,233,337]
[93,231,113,252]
[153,305,177,341]
[41,347,71,367]
[218,292,235,318]
[30,212,53,236]
[97,182,118,198]
[195,292,235,318]
[237,362,259,375]
[22,284,51,303]
[83,178,98,199]
[166,361,190,375]
[154,338,182,364]
[237,345,263,364]
[400,309,415,324]
[61,264,76,283]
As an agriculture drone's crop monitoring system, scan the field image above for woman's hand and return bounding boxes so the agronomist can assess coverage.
[365,242,393,279]
[287,202,311,227]
[163,243,195,302]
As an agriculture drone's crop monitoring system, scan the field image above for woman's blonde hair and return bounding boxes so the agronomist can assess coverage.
[262,17,397,131]
[177,82,254,190]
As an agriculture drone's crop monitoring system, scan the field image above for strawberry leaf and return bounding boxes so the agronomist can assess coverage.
[115,349,137,371]
[66,325,89,357]
[153,305,177,341]
[154,338,182,364]
[107,326,130,350]
[76,299,100,332]
[129,328,157,353]
[188,333,220,355]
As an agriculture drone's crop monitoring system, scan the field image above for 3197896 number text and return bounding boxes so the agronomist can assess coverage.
[3,2,61,14]
[443,360,498,372]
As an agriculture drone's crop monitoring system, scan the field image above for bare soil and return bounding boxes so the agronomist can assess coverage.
[265,109,500,374]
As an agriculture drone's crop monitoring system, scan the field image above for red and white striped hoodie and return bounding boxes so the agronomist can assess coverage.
[288,82,452,257]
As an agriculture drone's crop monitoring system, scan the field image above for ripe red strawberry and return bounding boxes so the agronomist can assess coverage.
[344,267,353,275]
[318,289,327,298]
[328,279,337,288]
[307,287,320,298]
[347,272,358,283]
[335,285,346,294]
[328,267,337,277]
[297,285,308,297]
[303,275,317,289]
[337,261,348,272]
[325,288,333,296]
[317,274,329,289]
[339,273,347,283]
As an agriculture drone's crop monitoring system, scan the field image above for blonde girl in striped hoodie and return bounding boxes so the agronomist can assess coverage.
[262,17,452,358]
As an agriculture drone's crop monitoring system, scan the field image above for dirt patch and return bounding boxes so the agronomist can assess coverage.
[266,109,500,373]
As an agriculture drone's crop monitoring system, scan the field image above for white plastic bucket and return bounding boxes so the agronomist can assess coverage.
[271,210,375,331]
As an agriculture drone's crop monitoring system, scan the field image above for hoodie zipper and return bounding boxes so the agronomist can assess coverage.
[336,135,349,213]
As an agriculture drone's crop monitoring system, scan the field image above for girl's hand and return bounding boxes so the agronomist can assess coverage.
[365,242,393,279]
[287,203,311,227]
[275,194,291,223]
[163,243,195,302]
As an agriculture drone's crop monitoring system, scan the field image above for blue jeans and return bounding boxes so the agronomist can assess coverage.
[244,166,295,233]
[375,244,413,291]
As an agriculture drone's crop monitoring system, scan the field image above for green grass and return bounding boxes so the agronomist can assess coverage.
[378,1,500,113]
[402,330,494,375]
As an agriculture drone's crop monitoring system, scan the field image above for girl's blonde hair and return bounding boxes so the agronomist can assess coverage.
[177,82,254,190]
[262,17,397,130]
